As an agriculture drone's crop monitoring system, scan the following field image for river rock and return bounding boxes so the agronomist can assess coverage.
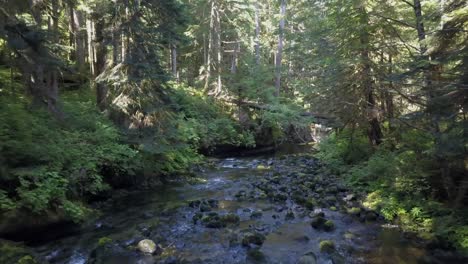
[247,248,266,262]
[343,194,356,202]
[364,211,378,221]
[330,252,345,264]
[305,199,315,210]
[297,252,317,264]
[201,212,225,228]
[319,240,335,253]
[285,210,295,220]
[311,216,326,229]
[346,207,361,216]
[221,213,240,226]
[323,220,335,232]
[137,239,157,254]
[250,211,263,219]
[241,232,266,247]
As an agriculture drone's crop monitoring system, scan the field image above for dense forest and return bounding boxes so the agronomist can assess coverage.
[0,0,467,263]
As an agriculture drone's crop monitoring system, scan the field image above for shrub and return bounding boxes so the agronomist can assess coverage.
[0,91,140,222]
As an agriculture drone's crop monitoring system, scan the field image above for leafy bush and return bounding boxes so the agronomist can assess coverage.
[317,127,468,253]
[172,83,255,150]
[0,91,140,222]
[317,130,372,174]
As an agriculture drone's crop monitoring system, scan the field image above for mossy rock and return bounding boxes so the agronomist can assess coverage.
[189,199,218,212]
[250,211,263,219]
[311,211,325,218]
[292,191,307,205]
[199,202,212,212]
[347,207,361,216]
[17,255,37,264]
[273,193,288,202]
[305,200,315,210]
[344,232,355,240]
[201,212,226,228]
[221,213,240,226]
[319,240,335,253]
[310,216,326,229]
[257,165,270,170]
[364,211,378,221]
[329,206,337,211]
[98,237,113,246]
[241,232,266,247]
[323,220,335,232]
[192,212,203,224]
[247,248,266,262]
[324,196,337,204]
[330,252,345,264]
[297,252,317,264]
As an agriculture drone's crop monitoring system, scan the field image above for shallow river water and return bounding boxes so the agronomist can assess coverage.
[28,150,466,264]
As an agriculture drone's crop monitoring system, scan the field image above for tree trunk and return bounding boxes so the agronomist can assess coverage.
[205,1,215,91]
[68,5,75,61]
[254,2,260,65]
[386,54,394,120]
[94,18,107,111]
[47,0,60,116]
[69,6,86,71]
[171,43,178,82]
[359,2,382,146]
[87,17,95,75]
[121,5,130,63]
[231,42,239,74]
[413,0,453,200]
[214,2,222,95]
[275,0,286,97]
[112,22,119,66]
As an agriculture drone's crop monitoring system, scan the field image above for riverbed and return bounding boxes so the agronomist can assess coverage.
[27,151,465,264]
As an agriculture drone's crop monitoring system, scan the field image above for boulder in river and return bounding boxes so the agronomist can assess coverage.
[305,199,315,210]
[241,232,266,247]
[297,251,317,264]
[137,239,157,254]
[319,240,335,253]
[324,220,335,231]
[250,211,263,219]
[346,207,361,216]
[364,211,378,222]
[343,194,356,202]
[310,216,326,229]
[188,199,219,212]
[247,248,266,262]
[201,212,226,228]
[221,213,241,226]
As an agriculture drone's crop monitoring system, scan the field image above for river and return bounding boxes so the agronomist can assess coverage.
[25,149,465,264]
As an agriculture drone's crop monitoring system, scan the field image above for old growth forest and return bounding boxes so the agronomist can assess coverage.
[0,0,467,263]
